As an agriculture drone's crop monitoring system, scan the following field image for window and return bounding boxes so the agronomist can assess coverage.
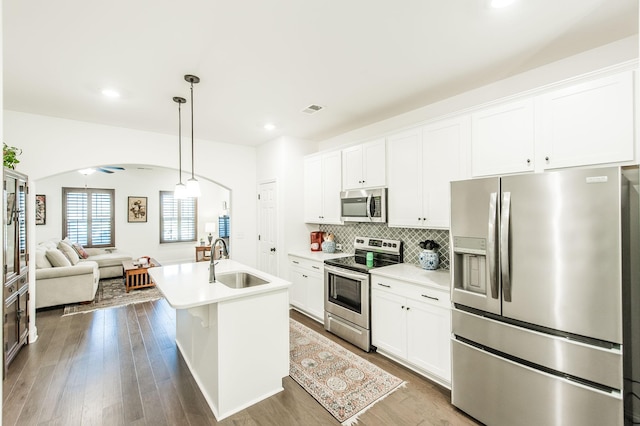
[62,187,115,247]
[159,191,197,243]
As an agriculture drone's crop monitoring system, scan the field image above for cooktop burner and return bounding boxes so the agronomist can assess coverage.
[324,236,403,273]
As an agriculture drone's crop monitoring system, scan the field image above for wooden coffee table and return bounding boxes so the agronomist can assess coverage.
[122,258,161,293]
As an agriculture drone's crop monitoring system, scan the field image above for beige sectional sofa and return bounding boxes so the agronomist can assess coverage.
[35,239,133,309]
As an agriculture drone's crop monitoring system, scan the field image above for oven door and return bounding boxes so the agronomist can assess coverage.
[324,264,370,329]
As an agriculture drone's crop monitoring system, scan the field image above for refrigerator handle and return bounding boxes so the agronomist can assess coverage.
[487,192,499,299]
[500,191,512,302]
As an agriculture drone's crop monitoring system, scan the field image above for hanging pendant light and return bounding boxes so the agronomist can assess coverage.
[173,96,188,199]
[185,74,201,197]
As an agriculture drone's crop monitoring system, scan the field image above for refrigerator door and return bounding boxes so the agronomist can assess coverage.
[451,177,501,315]
[501,167,622,344]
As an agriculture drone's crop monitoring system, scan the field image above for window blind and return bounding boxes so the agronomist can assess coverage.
[160,191,197,243]
[63,188,114,247]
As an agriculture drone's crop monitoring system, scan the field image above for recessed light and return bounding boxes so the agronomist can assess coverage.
[101,88,120,98]
[490,0,516,8]
[264,123,276,131]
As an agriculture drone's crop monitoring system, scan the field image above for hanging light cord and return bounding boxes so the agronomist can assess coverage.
[173,96,187,184]
[189,80,195,179]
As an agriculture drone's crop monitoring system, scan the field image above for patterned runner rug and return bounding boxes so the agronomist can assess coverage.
[63,277,163,316]
[289,319,405,425]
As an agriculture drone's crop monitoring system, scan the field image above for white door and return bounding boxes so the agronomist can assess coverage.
[258,181,278,275]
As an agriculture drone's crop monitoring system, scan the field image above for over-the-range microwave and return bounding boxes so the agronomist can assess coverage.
[340,188,387,223]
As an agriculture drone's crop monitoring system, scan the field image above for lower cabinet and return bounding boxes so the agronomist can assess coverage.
[288,255,324,321]
[4,273,29,371]
[371,275,451,387]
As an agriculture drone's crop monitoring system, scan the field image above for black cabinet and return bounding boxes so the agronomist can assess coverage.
[3,169,29,373]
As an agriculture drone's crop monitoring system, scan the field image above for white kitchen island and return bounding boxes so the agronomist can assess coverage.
[149,260,291,420]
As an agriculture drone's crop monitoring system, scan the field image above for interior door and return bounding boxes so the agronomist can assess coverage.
[501,167,622,343]
[258,181,278,276]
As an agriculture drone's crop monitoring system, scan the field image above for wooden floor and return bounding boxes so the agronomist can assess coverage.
[3,299,480,425]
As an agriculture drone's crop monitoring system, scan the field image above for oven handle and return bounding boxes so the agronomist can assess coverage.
[324,264,369,281]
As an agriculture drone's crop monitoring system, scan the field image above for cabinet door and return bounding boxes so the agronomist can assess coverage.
[303,155,323,223]
[289,268,308,309]
[320,151,343,224]
[4,294,19,361]
[538,71,634,170]
[471,99,535,177]
[361,138,386,188]
[406,299,451,383]
[422,117,469,229]
[387,128,423,228]
[17,285,28,344]
[371,289,406,358]
[305,271,325,320]
[342,145,364,190]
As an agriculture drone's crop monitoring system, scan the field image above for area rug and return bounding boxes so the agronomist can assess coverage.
[289,319,405,425]
[62,277,163,316]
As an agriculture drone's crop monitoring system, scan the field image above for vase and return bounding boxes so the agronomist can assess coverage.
[321,241,336,253]
[418,249,439,270]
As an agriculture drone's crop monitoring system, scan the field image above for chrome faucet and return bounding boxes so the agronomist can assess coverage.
[209,238,229,283]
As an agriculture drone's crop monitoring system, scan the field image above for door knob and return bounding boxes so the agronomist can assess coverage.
[270,247,276,252]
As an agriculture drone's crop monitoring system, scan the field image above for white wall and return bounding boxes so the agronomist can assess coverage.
[35,166,230,264]
[256,136,318,279]
[319,36,639,151]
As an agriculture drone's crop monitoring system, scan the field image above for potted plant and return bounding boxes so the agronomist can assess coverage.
[3,143,22,169]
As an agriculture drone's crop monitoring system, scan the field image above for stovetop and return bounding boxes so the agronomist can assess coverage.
[324,236,403,274]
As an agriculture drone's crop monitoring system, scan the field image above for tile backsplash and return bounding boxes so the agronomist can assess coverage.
[319,223,450,270]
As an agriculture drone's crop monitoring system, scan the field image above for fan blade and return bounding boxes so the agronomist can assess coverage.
[102,166,125,171]
[96,168,115,174]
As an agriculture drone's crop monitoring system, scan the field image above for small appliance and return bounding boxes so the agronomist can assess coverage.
[310,231,325,251]
[340,188,387,223]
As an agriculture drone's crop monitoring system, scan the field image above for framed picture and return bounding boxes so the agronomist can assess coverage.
[35,194,46,225]
[128,196,147,223]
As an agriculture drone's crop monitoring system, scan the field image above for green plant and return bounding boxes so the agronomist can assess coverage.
[3,143,22,169]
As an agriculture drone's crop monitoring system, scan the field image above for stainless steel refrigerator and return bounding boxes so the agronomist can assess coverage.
[450,166,639,426]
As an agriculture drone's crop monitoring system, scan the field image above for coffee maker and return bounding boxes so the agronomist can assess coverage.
[310,231,325,252]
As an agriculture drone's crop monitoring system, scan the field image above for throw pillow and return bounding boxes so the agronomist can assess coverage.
[35,250,53,269]
[46,249,72,267]
[58,241,80,265]
[72,242,90,259]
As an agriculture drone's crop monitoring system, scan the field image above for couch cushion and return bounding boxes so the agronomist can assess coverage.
[58,241,80,265]
[35,249,53,269]
[86,252,132,268]
[46,249,72,267]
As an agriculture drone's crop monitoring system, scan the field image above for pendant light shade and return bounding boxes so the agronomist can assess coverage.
[173,96,188,200]
[185,74,201,198]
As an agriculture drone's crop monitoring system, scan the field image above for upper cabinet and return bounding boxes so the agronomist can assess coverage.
[537,71,634,170]
[388,116,469,229]
[342,138,386,190]
[304,151,343,224]
[471,98,535,177]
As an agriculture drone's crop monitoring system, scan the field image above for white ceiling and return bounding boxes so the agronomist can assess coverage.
[3,0,638,147]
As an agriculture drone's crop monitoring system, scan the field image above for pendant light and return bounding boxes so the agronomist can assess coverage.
[185,74,201,197]
[173,96,188,199]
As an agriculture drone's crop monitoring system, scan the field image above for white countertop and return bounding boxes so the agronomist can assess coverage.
[148,259,291,309]
[288,250,352,262]
[370,263,451,290]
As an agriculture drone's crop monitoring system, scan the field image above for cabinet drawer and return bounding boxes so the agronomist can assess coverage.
[289,256,323,273]
[371,275,450,309]
[4,274,27,301]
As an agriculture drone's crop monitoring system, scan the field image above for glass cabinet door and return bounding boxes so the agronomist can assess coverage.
[17,178,27,274]
[4,174,17,281]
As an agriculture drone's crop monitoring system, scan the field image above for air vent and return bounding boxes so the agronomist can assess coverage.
[302,104,324,114]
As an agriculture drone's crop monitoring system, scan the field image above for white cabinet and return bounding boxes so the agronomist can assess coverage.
[471,98,535,177]
[387,117,468,229]
[288,255,325,321]
[371,275,451,387]
[304,151,342,224]
[537,71,634,170]
[342,138,386,190]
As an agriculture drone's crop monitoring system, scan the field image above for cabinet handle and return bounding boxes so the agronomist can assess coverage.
[401,305,405,309]
[312,266,320,270]
[302,274,308,278]
[526,159,531,165]
[545,156,550,162]
[292,261,300,264]
[377,283,391,288]
[421,294,439,301]
[406,307,410,311]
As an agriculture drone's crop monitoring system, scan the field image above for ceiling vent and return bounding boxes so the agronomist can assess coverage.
[302,104,324,114]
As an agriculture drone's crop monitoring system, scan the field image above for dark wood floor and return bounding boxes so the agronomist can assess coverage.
[3,299,480,425]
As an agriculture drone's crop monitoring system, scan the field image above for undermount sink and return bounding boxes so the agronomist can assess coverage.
[216,272,269,289]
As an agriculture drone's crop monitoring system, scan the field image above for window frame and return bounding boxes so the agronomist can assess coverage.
[159,191,198,244]
[62,187,115,248]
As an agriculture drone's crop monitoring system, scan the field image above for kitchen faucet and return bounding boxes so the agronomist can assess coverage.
[209,238,229,283]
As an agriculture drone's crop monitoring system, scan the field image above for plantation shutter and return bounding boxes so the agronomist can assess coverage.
[63,188,115,247]
[160,191,197,243]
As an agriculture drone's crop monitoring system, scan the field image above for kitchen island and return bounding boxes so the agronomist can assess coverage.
[149,260,291,420]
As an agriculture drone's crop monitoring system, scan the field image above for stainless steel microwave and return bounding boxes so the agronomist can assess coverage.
[340,188,387,223]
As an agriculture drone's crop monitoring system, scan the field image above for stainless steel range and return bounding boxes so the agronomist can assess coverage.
[324,236,403,352]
